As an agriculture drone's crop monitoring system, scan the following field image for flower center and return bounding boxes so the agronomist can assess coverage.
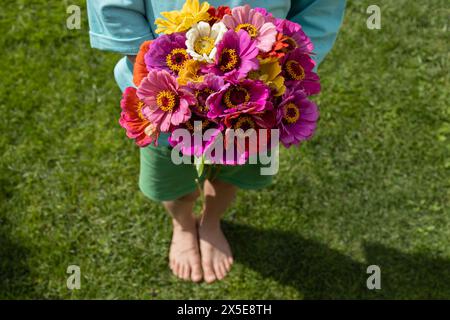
[223,86,250,109]
[156,90,179,112]
[283,102,300,124]
[234,116,256,131]
[283,37,298,52]
[235,23,259,39]
[285,60,305,81]
[166,48,189,73]
[178,60,204,85]
[219,48,240,72]
[185,118,211,132]
[194,36,216,55]
[194,88,213,113]
[136,101,146,120]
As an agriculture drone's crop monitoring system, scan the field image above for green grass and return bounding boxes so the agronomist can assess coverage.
[0,0,449,299]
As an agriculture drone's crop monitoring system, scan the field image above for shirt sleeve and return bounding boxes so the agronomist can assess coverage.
[288,0,346,66]
[87,0,155,55]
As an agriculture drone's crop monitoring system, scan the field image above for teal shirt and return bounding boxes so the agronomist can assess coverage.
[87,0,346,145]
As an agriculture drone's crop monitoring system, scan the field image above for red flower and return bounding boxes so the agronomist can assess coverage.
[119,87,159,147]
[207,6,231,25]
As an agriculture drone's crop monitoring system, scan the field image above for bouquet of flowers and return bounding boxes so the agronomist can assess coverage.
[120,0,320,165]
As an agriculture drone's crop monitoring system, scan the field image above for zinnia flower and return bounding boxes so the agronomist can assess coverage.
[137,70,196,132]
[177,59,206,86]
[186,21,227,63]
[262,33,290,59]
[155,0,210,34]
[216,108,277,165]
[187,74,225,116]
[249,57,286,96]
[222,5,277,52]
[133,40,153,87]
[253,8,275,21]
[144,33,190,75]
[207,6,231,25]
[168,113,222,157]
[206,29,259,81]
[207,79,270,119]
[170,76,224,157]
[275,19,314,54]
[119,87,159,147]
[282,48,321,95]
[277,84,319,147]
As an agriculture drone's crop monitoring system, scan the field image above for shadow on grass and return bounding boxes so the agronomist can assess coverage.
[224,221,450,299]
[0,227,33,299]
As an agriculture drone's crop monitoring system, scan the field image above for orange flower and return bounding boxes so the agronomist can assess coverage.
[133,40,153,87]
[261,33,289,59]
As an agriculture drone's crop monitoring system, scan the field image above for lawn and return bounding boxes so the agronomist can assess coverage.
[0,0,448,299]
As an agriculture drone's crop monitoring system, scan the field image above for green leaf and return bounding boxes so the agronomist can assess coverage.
[194,155,205,178]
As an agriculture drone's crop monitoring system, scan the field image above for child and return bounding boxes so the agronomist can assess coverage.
[87,0,346,283]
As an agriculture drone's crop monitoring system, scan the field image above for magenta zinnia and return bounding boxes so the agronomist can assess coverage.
[187,74,225,116]
[168,113,222,157]
[216,108,277,165]
[207,29,259,81]
[275,19,314,54]
[277,84,319,147]
[137,70,196,132]
[282,48,321,95]
[144,32,191,75]
[207,79,271,118]
[170,76,224,157]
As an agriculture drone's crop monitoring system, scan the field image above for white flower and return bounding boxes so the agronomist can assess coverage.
[186,21,227,63]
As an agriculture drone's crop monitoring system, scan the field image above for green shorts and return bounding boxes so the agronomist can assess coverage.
[139,144,274,202]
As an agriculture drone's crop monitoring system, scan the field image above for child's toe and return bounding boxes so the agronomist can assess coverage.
[216,263,226,280]
[191,263,203,282]
[202,261,216,283]
[182,265,191,281]
[175,263,183,278]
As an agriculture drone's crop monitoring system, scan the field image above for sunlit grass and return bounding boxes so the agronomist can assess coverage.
[0,0,448,299]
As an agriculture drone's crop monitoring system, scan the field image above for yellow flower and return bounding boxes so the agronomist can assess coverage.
[249,57,286,96]
[177,59,205,85]
[155,0,211,35]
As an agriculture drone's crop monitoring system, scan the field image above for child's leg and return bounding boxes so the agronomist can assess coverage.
[198,179,237,283]
[139,145,204,282]
[163,190,203,282]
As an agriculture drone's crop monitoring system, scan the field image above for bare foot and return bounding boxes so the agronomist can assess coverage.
[169,222,203,282]
[198,220,233,283]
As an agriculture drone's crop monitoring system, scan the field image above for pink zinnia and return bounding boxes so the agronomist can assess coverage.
[222,5,277,52]
[137,70,196,132]
[206,29,259,81]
